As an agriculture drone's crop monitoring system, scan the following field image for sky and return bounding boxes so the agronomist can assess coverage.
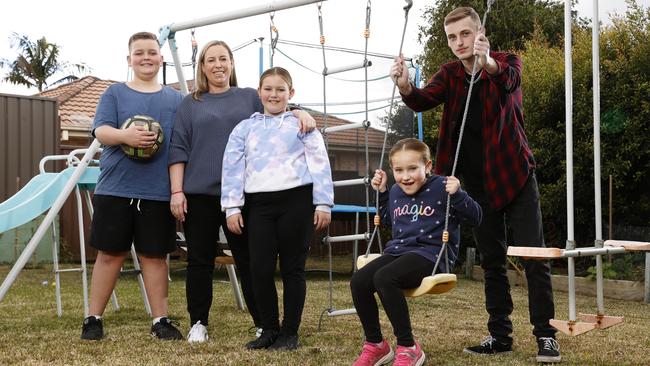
[1,0,647,124]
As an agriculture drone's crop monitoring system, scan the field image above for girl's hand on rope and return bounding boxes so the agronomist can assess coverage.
[226,213,244,235]
[444,176,460,195]
[371,169,388,192]
[293,109,316,133]
[473,29,497,74]
[391,54,412,95]
[314,210,331,231]
[170,192,187,222]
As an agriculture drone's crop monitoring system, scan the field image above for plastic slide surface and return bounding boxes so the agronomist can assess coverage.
[0,167,99,233]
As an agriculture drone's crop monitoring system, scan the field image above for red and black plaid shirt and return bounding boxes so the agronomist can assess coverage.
[401,51,535,210]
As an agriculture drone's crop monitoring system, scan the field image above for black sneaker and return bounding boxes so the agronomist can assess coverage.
[246,329,279,350]
[150,317,183,340]
[536,337,561,363]
[81,316,103,340]
[268,333,300,351]
[463,335,512,355]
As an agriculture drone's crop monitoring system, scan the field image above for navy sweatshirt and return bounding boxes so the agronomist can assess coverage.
[379,175,482,272]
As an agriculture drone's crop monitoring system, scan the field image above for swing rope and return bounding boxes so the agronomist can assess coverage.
[191,29,198,82]
[269,12,279,67]
[363,0,373,251]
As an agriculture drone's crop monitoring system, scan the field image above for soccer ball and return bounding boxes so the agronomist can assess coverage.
[120,115,164,160]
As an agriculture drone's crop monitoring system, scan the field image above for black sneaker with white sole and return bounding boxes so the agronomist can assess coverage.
[536,337,561,363]
[81,316,104,340]
[150,317,183,340]
[463,335,512,355]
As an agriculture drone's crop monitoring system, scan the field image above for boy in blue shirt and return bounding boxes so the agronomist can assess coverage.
[80,32,183,341]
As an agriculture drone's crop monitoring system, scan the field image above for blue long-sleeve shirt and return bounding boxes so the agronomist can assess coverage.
[379,175,482,271]
[221,112,334,217]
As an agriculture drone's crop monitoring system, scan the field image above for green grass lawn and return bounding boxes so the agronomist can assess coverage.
[0,258,648,365]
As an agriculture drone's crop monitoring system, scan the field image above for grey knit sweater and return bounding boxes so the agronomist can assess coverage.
[168,87,263,195]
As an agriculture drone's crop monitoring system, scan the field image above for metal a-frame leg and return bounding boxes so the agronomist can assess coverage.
[130,244,152,316]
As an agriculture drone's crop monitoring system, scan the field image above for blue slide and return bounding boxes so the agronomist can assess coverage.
[0,167,99,233]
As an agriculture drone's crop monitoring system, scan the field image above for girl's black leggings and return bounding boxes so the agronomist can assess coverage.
[350,253,433,346]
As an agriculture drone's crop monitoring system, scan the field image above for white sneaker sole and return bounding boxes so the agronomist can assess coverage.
[463,348,512,356]
[375,348,394,365]
[536,354,562,363]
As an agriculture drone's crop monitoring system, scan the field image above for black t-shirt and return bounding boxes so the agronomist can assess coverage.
[454,75,484,189]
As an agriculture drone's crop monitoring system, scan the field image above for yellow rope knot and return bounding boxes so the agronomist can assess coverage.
[319,35,325,45]
[373,214,380,227]
[442,230,449,244]
[363,28,370,38]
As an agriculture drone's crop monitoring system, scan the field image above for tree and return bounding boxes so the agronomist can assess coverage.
[0,33,88,92]
[417,0,568,78]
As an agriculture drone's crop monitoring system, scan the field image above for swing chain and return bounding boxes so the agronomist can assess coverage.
[364,1,371,39]
[317,3,325,45]
[269,12,279,64]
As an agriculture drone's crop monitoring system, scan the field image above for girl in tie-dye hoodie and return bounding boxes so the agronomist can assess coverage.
[221,67,334,351]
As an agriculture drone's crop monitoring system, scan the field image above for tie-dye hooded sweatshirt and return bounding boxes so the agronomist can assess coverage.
[221,112,334,217]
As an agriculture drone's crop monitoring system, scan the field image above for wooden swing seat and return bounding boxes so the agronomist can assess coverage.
[356,253,381,270]
[356,255,457,297]
[403,273,457,297]
[506,246,564,259]
[604,240,650,251]
[508,239,650,260]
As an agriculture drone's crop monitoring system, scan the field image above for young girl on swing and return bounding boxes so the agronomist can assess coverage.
[221,66,333,351]
[351,138,482,366]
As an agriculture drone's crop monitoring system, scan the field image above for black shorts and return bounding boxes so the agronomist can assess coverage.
[90,194,176,256]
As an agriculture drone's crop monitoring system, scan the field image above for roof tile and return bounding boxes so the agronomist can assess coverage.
[39,77,385,148]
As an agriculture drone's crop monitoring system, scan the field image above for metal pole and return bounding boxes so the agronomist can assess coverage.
[353,212,359,272]
[168,37,189,95]
[51,221,62,317]
[0,139,102,302]
[608,175,612,240]
[415,65,423,140]
[168,0,325,33]
[276,39,414,62]
[592,0,605,316]
[259,37,265,75]
[74,187,90,317]
[564,0,577,322]
[644,253,650,304]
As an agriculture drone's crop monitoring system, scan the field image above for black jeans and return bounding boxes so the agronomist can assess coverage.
[468,173,556,344]
[350,253,434,347]
[184,194,260,328]
[246,185,314,335]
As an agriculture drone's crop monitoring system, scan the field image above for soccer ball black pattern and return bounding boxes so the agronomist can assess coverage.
[120,115,164,160]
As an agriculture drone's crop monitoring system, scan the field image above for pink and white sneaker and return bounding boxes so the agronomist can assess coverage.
[352,339,394,366]
[394,342,426,366]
